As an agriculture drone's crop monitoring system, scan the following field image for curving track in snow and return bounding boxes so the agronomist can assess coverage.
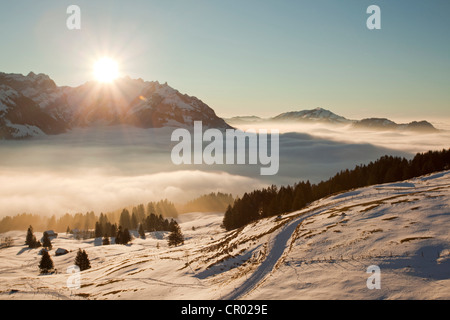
[222,208,326,300]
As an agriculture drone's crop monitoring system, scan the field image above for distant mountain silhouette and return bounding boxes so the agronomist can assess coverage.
[352,118,437,132]
[273,107,351,124]
[226,107,438,133]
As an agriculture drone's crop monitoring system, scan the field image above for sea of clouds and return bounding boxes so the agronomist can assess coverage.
[0,122,448,217]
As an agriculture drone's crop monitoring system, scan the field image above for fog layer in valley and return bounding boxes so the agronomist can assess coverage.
[1,121,448,217]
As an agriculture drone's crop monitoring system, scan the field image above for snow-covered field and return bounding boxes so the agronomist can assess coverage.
[0,171,449,300]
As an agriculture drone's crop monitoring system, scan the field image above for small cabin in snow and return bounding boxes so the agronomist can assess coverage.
[41,230,58,242]
[55,248,69,256]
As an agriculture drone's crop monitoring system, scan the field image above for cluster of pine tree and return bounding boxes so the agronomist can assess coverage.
[146,200,178,218]
[223,149,450,231]
[94,213,118,238]
[115,226,132,245]
[94,209,178,239]
[26,224,91,274]
[26,226,53,250]
[179,192,234,213]
[145,213,178,232]
[0,199,178,234]
[39,248,91,274]
[75,249,91,271]
[0,211,97,234]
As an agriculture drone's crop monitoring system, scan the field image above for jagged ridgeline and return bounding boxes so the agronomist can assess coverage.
[223,149,450,231]
[0,72,231,139]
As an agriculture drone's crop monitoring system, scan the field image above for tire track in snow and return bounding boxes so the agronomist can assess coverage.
[222,207,327,300]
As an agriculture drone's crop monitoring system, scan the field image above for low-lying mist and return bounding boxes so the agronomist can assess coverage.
[1,121,448,218]
[229,120,450,155]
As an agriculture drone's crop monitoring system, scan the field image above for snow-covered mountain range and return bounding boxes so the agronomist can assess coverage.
[0,170,448,300]
[1,71,439,139]
[0,72,230,139]
[227,107,438,132]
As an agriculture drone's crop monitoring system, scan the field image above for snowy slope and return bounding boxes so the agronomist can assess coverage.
[0,172,449,300]
[0,83,66,139]
[0,85,19,113]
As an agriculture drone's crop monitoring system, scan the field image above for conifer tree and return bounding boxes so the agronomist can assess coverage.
[122,228,131,245]
[115,226,131,245]
[42,231,52,250]
[168,222,184,247]
[75,249,91,271]
[145,213,158,232]
[168,219,177,232]
[138,223,146,239]
[116,226,123,245]
[98,212,108,226]
[136,204,146,223]
[81,250,91,270]
[39,250,54,274]
[110,223,117,238]
[147,202,156,216]
[102,236,110,245]
[223,205,234,231]
[131,211,138,230]
[95,221,103,238]
[119,209,131,230]
[25,225,37,248]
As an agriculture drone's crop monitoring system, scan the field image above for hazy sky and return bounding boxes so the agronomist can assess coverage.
[0,0,449,120]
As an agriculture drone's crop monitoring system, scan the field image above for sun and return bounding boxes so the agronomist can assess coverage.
[93,57,119,83]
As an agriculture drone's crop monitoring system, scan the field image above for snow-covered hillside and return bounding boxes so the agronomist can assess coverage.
[0,171,449,300]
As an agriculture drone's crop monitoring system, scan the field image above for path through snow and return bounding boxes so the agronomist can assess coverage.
[222,208,326,300]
